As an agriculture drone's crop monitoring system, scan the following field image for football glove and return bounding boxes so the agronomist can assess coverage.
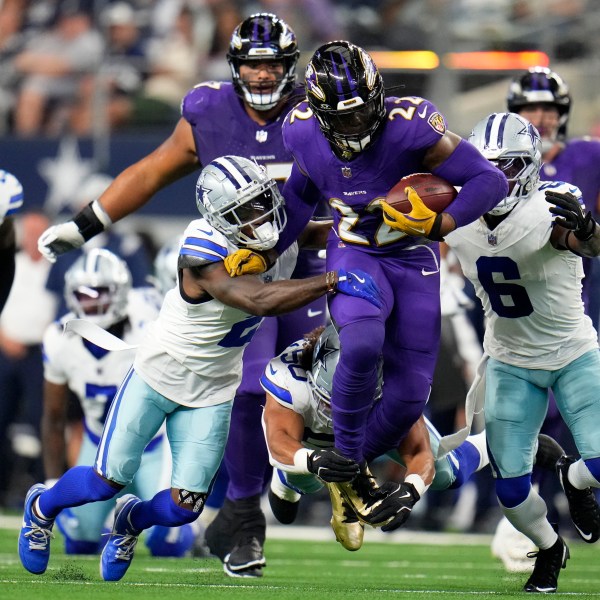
[224,249,269,277]
[306,448,360,483]
[380,187,443,240]
[546,190,597,241]
[368,481,420,531]
[336,268,382,308]
[38,221,85,263]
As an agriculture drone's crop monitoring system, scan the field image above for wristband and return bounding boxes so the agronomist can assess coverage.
[404,473,429,497]
[73,200,112,242]
[293,448,313,473]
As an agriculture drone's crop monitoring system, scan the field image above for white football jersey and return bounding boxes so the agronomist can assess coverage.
[134,218,299,407]
[43,287,162,440]
[446,181,598,369]
[260,340,335,451]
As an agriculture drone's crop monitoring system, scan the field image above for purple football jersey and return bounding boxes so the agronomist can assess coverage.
[283,96,449,254]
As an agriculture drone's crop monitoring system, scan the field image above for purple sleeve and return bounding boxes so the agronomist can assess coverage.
[433,139,508,228]
[275,164,322,255]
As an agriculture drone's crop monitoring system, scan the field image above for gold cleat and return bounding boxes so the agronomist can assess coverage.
[327,483,364,551]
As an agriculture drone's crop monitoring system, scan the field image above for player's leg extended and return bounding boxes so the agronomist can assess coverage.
[362,249,441,461]
[553,350,600,542]
[485,360,569,592]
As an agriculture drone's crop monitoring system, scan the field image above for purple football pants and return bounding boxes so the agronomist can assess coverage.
[326,239,442,463]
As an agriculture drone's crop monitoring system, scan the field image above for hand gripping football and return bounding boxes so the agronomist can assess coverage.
[385,173,457,214]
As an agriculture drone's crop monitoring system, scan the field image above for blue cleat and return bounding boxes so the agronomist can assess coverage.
[100,494,142,581]
[18,483,54,574]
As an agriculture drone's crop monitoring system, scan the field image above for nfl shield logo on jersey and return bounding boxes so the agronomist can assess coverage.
[488,233,497,246]
[341,167,352,178]
[256,130,268,143]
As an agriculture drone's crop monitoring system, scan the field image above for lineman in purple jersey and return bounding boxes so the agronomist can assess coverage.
[35,13,329,574]
[228,41,507,523]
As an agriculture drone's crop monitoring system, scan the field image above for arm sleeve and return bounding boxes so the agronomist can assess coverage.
[275,165,322,255]
[433,139,508,228]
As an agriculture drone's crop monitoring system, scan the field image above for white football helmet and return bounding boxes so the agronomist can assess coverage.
[468,112,542,216]
[64,248,132,329]
[0,169,24,225]
[153,235,182,296]
[307,324,383,428]
[195,155,286,250]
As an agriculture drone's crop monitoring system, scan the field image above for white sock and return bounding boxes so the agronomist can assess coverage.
[569,459,600,490]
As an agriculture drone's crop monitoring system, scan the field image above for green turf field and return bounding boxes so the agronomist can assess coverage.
[1,524,599,599]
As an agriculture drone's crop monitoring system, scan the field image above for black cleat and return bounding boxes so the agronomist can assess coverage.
[205,498,238,561]
[268,489,299,525]
[557,455,600,543]
[223,536,266,578]
[524,534,569,593]
[534,434,566,471]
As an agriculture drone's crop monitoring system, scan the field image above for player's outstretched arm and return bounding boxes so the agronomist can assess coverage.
[547,190,600,257]
[185,261,382,316]
[38,119,199,263]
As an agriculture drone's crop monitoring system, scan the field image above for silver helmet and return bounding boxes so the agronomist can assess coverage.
[64,248,132,329]
[307,324,383,428]
[195,155,286,250]
[0,169,23,225]
[153,235,182,296]
[468,112,542,216]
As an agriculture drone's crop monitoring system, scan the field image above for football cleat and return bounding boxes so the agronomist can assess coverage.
[268,488,299,525]
[524,534,569,593]
[327,483,364,551]
[100,494,141,581]
[534,434,566,471]
[491,516,536,573]
[18,483,54,574]
[332,463,387,526]
[223,536,266,578]
[557,455,600,543]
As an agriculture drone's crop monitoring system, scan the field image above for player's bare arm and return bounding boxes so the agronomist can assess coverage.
[263,394,305,465]
[396,415,435,488]
[180,259,334,316]
[297,219,333,250]
[97,118,200,223]
[41,380,70,481]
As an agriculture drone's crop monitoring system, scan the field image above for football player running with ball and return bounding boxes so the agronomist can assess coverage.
[446,112,600,593]
[18,157,379,582]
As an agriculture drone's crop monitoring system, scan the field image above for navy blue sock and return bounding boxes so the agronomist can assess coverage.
[129,489,198,532]
[449,439,482,489]
[38,466,119,520]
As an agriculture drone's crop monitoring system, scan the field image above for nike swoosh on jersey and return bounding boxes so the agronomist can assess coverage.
[421,268,438,276]
[198,228,214,236]
[307,309,323,318]
[418,106,428,118]
[269,364,277,376]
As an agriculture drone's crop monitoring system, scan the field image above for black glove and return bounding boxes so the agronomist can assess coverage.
[369,481,420,531]
[306,448,360,483]
[546,190,597,241]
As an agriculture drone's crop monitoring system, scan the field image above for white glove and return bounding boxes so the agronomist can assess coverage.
[38,221,85,263]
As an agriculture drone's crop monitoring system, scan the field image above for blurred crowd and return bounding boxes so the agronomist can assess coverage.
[0,0,596,137]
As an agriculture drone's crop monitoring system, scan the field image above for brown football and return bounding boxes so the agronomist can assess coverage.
[385,173,457,214]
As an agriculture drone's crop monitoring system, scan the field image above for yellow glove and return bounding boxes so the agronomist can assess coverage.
[223,249,268,277]
[381,186,441,238]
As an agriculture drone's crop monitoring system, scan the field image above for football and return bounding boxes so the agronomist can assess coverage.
[385,173,457,214]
